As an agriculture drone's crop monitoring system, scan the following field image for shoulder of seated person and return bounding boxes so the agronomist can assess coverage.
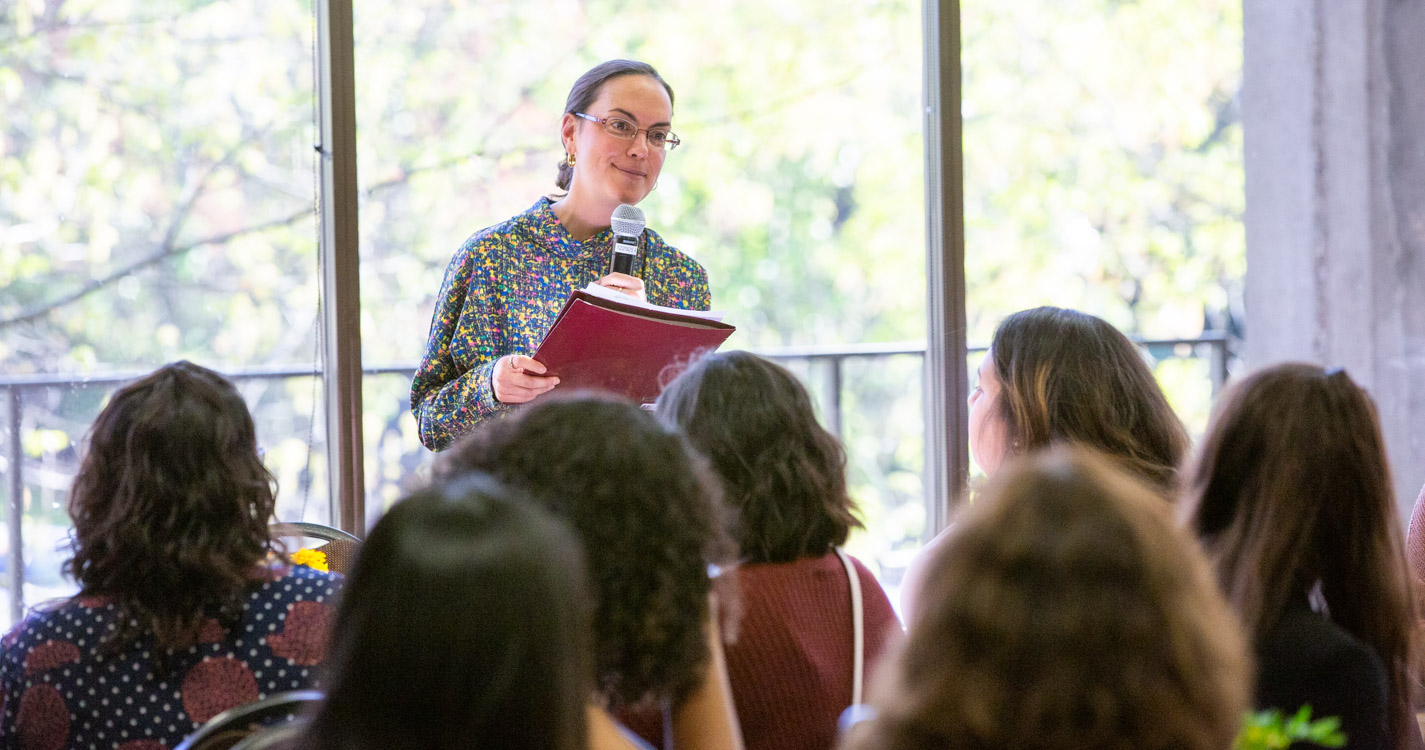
[282,564,345,584]
[1257,605,1387,684]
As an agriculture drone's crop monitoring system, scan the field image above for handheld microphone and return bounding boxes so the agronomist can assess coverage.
[609,204,645,276]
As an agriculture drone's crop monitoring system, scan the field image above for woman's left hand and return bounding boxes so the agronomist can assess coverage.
[595,272,646,302]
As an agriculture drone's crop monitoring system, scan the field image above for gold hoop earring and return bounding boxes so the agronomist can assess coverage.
[567,152,577,168]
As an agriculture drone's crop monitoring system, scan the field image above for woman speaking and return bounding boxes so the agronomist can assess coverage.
[411,59,709,451]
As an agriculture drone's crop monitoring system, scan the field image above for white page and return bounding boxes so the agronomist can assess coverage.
[580,282,726,322]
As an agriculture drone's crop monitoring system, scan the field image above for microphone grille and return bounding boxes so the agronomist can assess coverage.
[610,204,646,237]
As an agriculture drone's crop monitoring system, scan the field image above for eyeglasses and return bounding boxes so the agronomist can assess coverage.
[574,112,681,151]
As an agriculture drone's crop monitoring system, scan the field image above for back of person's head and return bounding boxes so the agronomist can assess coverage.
[64,360,276,652]
[1181,362,1417,743]
[987,306,1189,492]
[436,392,734,710]
[846,446,1248,750]
[655,351,861,563]
[302,475,590,750]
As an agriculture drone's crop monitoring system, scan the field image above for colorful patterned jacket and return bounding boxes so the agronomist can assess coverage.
[411,198,710,451]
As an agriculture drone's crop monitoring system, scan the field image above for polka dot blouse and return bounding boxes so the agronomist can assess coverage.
[0,565,342,750]
[410,197,711,452]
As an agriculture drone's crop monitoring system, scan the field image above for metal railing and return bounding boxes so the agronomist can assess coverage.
[0,333,1234,624]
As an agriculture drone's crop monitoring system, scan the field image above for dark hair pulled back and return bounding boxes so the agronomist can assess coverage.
[555,59,675,191]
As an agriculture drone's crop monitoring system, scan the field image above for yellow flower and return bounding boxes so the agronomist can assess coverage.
[291,548,329,572]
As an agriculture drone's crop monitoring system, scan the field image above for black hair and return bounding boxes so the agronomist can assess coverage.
[298,475,591,750]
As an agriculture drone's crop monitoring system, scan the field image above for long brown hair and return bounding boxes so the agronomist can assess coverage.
[845,446,1248,750]
[1181,362,1419,746]
[989,306,1190,493]
[64,361,278,653]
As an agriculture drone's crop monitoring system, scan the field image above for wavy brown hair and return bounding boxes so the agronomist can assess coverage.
[655,351,861,563]
[1181,363,1419,747]
[64,361,278,654]
[988,306,1190,493]
[845,446,1249,750]
[435,392,734,710]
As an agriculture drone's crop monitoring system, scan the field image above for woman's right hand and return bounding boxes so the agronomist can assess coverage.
[491,354,559,404]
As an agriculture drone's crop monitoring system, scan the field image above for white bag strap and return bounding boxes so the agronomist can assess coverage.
[835,547,865,706]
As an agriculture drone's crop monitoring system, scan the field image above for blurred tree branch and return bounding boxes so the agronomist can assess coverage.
[0,208,313,328]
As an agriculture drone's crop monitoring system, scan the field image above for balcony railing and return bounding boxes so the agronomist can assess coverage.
[0,333,1234,625]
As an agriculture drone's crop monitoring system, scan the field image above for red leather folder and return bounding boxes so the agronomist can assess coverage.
[533,290,736,403]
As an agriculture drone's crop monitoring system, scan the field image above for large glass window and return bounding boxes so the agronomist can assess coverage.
[353,0,929,585]
[962,0,1245,433]
[1,0,1247,624]
[0,0,325,628]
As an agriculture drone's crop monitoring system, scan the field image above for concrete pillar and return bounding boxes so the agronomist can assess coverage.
[1243,0,1425,517]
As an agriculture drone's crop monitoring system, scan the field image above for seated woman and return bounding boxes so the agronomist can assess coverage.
[843,447,1249,750]
[437,394,743,750]
[1181,364,1422,750]
[655,351,900,750]
[0,361,342,750]
[287,475,591,750]
[901,305,1190,616]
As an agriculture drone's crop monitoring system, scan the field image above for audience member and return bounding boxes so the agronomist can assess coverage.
[0,361,342,750]
[1182,363,1422,750]
[289,475,591,750]
[964,305,1189,488]
[437,393,744,750]
[656,351,900,750]
[843,446,1249,750]
[901,305,1190,616]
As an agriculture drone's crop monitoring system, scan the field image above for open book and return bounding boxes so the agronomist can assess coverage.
[532,284,736,404]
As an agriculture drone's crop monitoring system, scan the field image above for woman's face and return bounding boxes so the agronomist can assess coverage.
[562,74,673,211]
[968,350,1010,476]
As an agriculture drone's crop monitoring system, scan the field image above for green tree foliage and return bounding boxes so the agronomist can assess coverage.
[963,0,1244,343]
[1237,707,1347,750]
[1,0,1243,592]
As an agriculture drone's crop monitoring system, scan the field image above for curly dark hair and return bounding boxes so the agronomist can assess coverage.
[989,306,1190,493]
[655,351,861,563]
[434,393,734,710]
[299,475,591,750]
[64,360,278,654]
[846,446,1249,750]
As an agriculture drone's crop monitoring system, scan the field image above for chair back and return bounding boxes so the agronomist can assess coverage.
[229,720,309,750]
[174,690,322,750]
[270,522,363,576]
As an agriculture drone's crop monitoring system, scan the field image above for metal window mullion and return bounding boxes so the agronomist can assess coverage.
[316,0,365,537]
[922,0,969,535]
[8,387,23,624]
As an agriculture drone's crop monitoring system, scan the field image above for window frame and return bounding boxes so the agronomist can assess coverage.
[312,0,968,538]
[316,0,366,537]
